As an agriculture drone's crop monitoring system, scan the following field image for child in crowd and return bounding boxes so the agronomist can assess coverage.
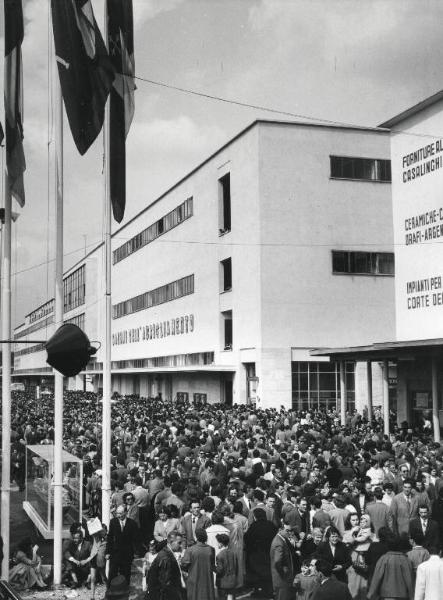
[293,559,319,600]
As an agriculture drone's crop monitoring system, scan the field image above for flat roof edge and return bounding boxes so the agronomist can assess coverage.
[311,337,443,357]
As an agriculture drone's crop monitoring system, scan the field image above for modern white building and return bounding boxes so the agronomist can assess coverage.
[13,119,395,410]
[312,91,443,439]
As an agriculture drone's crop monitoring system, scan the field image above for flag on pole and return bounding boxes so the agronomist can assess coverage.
[4,0,25,207]
[51,0,115,155]
[107,0,135,223]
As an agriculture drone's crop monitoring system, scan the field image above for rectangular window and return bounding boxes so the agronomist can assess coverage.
[292,361,355,411]
[64,313,85,331]
[220,257,232,292]
[222,310,233,350]
[219,173,231,234]
[330,156,391,182]
[332,251,394,275]
[112,274,194,319]
[63,265,85,312]
[113,198,193,264]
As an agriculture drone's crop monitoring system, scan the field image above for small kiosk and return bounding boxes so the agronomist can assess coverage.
[23,445,83,539]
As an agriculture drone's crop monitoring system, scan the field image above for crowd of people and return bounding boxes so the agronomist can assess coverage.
[6,389,443,599]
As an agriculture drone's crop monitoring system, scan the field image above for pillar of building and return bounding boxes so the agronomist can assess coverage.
[340,361,346,426]
[366,361,373,421]
[432,356,440,443]
[383,359,390,436]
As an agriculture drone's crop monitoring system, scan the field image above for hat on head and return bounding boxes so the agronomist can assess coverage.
[105,575,129,599]
[95,469,103,476]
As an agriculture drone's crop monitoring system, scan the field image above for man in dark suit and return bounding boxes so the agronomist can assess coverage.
[284,496,310,536]
[179,501,211,546]
[63,530,92,587]
[147,533,183,600]
[106,504,138,584]
[311,559,352,600]
[270,523,300,600]
[409,504,440,550]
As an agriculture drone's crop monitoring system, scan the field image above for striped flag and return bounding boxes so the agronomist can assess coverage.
[4,0,25,207]
[107,0,135,223]
[51,0,115,155]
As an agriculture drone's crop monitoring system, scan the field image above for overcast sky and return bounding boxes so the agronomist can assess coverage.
[2,0,443,326]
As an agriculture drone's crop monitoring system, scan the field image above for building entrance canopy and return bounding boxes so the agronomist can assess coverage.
[310,338,443,442]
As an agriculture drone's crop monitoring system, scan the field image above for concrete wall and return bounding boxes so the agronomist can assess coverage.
[256,123,395,407]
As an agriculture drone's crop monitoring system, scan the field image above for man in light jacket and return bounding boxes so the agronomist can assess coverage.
[414,547,443,600]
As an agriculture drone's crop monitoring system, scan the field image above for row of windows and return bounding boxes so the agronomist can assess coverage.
[292,361,355,411]
[111,352,215,369]
[12,367,53,374]
[330,156,391,182]
[64,265,86,313]
[332,251,394,275]
[113,198,193,264]
[113,275,195,319]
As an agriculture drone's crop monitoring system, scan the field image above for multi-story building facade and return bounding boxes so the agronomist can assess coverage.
[13,119,395,410]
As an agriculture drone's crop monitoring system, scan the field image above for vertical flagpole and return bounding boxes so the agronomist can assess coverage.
[52,55,64,586]
[101,1,112,528]
[1,175,12,580]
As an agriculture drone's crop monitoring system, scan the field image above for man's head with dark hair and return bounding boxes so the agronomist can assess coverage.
[202,496,215,513]
[253,489,265,503]
[215,533,230,547]
[373,487,383,500]
[410,530,425,546]
[315,559,333,578]
[195,528,207,543]
[312,497,322,510]
[211,511,224,525]
[403,477,414,489]
[253,507,267,521]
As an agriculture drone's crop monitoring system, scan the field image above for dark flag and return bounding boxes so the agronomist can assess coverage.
[107,0,135,223]
[4,0,25,206]
[51,0,115,155]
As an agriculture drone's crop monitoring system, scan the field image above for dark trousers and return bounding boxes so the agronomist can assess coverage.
[109,559,132,585]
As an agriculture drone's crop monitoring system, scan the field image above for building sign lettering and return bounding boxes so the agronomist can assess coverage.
[392,111,443,340]
[402,140,443,183]
[112,313,194,346]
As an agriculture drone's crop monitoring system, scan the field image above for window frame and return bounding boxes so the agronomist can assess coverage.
[332,250,395,276]
[330,155,391,183]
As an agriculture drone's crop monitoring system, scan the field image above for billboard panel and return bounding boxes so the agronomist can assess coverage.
[391,106,443,340]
